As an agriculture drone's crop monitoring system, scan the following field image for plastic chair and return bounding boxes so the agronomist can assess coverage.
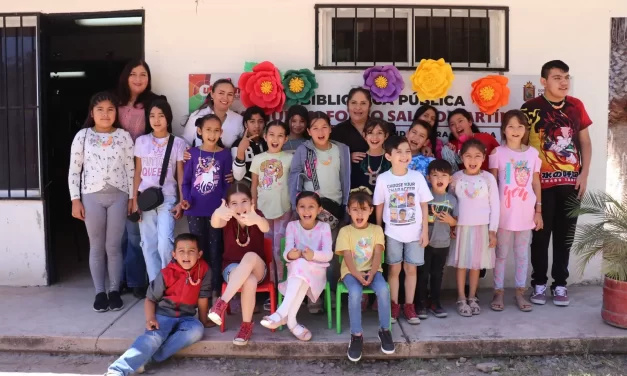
[327,251,391,334]
[219,238,276,333]
[277,237,333,330]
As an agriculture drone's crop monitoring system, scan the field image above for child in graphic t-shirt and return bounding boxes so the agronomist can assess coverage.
[374,135,433,325]
[250,120,293,282]
[232,106,268,185]
[181,114,233,304]
[416,159,458,319]
[134,100,186,283]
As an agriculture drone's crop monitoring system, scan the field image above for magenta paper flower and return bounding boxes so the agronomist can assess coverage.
[363,65,405,103]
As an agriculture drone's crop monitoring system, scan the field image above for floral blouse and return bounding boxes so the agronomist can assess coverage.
[68,128,135,200]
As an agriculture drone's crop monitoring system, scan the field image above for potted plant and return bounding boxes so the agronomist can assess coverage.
[569,191,627,329]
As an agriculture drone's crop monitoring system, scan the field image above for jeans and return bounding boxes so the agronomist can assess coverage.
[343,272,390,335]
[531,185,579,288]
[107,314,204,376]
[187,216,223,293]
[417,246,448,306]
[122,219,147,289]
[82,187,127,294]
[140,196,177,282]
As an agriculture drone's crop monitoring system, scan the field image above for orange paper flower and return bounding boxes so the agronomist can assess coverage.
[471,75,510,115]
[238,61,286,115]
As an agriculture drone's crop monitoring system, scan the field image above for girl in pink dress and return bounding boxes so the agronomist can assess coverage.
[489,110,543,312]
[260,191,332,341]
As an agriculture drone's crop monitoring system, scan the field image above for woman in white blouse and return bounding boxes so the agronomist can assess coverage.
[68,91,135,313]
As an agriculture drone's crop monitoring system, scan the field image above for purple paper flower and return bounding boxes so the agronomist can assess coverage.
[363,65,405,103]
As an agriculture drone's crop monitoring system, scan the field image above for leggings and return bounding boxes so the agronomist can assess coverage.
[494,229,532,289]
[187,216,223,294]
[265,211,292,283]
[82,186,128,294]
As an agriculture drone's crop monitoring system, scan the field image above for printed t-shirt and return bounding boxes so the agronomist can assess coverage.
[520,96,592,189]
[373,169,434,242]
[250,151,293,219]
[231,137,267,183]
[351,153,391,193]
[182,148,232,217]
[453,133,500,171]
[408,154,435,178]
[135,134,186,196]
[303,144,342,204]
[489,145,541,231]
[428,192,459,248]
[335,224,385,279]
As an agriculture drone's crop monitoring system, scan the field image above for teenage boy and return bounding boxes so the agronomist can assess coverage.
[521,60,593,306]
[374,135,433,324]
[106,233,213,376]
[416,159,458,319]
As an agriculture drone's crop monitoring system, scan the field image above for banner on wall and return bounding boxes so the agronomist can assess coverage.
[188,72,554,143]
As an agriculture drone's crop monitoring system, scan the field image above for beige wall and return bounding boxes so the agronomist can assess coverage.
[3,0,626,285]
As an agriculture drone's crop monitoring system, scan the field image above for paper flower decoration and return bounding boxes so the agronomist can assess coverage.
[363,65,404,103]
[282,69,318,106]
[409,58,455,101]
[238,61,286,115]
[471,75,510,115]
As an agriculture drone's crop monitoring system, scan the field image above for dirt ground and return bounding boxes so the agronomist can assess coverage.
[0,352,626,376]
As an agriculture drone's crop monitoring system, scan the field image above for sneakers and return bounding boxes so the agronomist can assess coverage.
[552,286,570,306]
[132,287,147,300]
[530,285,547,305]
[347,334,363,362]
[378,329,395,355]
[93,292,109,312]
[403,304,421,325]
[417,304,428,320]
[263,298,271,312]
[429,303,448,318]
[233,322,253,346]
[208,298,228,326]
[108,291,124,311]
[308,298,323,314]
[361,294,369,311]
[390,302,401,324]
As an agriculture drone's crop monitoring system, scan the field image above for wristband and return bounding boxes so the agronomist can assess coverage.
[535,202,542,206]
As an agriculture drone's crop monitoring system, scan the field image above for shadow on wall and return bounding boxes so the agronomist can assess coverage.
[608,18,627,202]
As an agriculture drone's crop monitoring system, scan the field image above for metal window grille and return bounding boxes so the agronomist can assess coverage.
[0,14,40,199]
[315,4,509,71]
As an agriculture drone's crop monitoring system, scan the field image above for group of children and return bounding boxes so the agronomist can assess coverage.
[104,90,544,373]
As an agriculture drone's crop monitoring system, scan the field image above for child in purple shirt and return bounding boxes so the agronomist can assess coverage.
[181,114,233,303]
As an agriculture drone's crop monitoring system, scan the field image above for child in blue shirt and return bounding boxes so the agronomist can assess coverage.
[407,119,435,178]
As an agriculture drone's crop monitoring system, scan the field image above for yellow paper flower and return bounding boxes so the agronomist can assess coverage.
[374,75,388,89]
[289,77,305,93]
[409,58,455,101]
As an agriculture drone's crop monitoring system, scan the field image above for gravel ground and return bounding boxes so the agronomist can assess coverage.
[1,352,626,376]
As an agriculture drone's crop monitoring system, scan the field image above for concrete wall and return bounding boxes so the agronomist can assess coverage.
[0,201,47,286]
[3,0,626,286]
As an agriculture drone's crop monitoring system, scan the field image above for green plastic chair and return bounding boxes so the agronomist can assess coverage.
[277,237,334,330]
[327,250,391,334]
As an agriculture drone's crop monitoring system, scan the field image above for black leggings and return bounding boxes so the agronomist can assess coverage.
[416,246,449,306]
[187,216,223,293]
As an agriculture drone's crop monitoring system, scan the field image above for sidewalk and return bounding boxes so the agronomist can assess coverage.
[1,277,626,360]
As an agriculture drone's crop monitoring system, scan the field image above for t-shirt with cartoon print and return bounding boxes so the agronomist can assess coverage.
[250,151,293,219]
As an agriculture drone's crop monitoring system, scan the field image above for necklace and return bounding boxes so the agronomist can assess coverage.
[186,269,201,286]
[236,223,250,247]
[542,95,565,110]
[198,147,217,167]
[318,145,333,166]
[366,153,384,175]
[152,134,168,148]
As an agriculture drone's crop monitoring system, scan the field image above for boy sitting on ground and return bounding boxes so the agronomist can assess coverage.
[106,233,213,376]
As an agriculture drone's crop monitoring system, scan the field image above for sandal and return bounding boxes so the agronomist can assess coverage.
[260,313,287,330]
[456,300,472,317]
[490,289,505,311]
[468,297,481,315]
[515,287,533,312]
[289,324,312,341]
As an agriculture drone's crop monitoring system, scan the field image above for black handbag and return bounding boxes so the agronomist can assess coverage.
[137,135,174,212]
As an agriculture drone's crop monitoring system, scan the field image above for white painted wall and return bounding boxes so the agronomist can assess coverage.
[3,0,624,286]
[0,201,47,286]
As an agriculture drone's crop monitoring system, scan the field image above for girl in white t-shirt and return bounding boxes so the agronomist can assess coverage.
[134,99,186,282]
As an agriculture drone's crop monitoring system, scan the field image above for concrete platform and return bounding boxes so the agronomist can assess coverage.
[1,283,626,359]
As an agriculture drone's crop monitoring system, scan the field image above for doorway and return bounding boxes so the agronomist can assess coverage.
[40,11,144,284]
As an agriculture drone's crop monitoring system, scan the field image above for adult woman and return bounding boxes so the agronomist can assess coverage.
[116,59,164,299]
[331,88,396,164]
[413,105,441,158]
[182,79,243,149]
[69,92,135,312]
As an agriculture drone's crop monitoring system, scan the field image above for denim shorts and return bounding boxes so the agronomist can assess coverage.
[222,263,267,284]
[385,236,425,266]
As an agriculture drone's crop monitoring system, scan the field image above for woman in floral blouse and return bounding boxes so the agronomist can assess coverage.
[68,91,135,313]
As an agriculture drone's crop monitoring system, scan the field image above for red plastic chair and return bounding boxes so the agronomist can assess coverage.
[219,238,276,332]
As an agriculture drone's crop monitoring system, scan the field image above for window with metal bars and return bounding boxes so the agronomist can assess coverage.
[315,5,509,71]
[0,15,40,198]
